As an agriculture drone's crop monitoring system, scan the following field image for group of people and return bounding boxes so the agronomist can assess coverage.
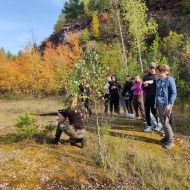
[52,62,177,150]
[104,62,177,149]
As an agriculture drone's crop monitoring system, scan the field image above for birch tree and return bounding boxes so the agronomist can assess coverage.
[122,0,157,74]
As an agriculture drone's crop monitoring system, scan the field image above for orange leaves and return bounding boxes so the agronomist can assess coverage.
[43,33,81,69]
[0,34,81,95]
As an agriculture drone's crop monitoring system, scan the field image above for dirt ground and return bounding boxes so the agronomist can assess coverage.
[0,98,190,190]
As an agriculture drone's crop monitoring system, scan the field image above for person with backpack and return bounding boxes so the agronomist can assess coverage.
[121,75,134,118]
[155,64,177,149]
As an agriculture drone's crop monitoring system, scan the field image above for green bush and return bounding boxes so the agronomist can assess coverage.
[181,0,190,14]
[82,28,90,43]
[15,113,38,139]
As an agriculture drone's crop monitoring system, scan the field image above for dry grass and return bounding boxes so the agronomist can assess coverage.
[87,132,190,190]
[0,97,63,134]
[0,98,190,189]
[0,140,113,190]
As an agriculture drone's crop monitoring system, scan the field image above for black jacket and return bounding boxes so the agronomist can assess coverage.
[121,81,133,98]
[143,73,156,97]
[109,81,121,96]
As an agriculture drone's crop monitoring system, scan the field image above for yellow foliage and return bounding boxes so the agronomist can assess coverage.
[0,34,81,95]
[186,41,190,57]
[92,12,100,39]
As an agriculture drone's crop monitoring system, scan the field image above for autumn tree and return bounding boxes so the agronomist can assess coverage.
[92,12,100,39]
[0,47,6,62]
[43,34,81,93]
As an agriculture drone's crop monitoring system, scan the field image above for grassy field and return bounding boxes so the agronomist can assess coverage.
[0,98,190,189]
[0,97,62,135]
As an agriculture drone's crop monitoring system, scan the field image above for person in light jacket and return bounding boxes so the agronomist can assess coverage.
[155,64,177,149]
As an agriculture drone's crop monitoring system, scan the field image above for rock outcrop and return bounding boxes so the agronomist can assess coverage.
[39,16,91,52]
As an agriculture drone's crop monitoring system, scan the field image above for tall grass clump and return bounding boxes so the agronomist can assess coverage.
[130,145,190,190]
[88,123,127,177]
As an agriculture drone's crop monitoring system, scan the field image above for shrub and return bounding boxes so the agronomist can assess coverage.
[181,0,190,14]
[15,113,38,139]
[82,28,90,43]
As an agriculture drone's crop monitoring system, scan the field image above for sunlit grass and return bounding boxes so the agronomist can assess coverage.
[0,97,63,133]
[0,98,190,189]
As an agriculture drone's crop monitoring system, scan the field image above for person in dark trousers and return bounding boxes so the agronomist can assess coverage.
[155,64,177,149]
[143,62,159,132]
[131,75,145,119]
[53,96,86,148]
[103,76,111,114]
[165,64,174,127]
[109,75,121,115]
[121,75,134,118]
[79,83,92,116]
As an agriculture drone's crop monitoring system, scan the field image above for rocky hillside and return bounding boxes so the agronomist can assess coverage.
[39,0,189,52]
[39,16,90,52]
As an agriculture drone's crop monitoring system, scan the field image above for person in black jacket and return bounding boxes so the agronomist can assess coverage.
[121,75,134,118]
[143,62,159,132]
[109,75,121,115]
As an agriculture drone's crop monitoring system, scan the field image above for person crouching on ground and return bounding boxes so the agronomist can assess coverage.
[155,64,177,149]
[131,75,145,120]
[53,96,86,148]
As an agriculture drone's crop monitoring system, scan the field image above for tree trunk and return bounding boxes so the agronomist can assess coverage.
[94,99,105,166]
[131,0,144,74]
[114,0,128,73]
[137,39,144,74]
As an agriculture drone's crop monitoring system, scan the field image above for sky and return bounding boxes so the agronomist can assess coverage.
[0,0,66,54]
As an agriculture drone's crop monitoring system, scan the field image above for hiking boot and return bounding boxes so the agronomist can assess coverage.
[70,139,77,146]
[51,138,61,145]
[144,125,153,132]
[164,142,174,149]
[154,123,162,132]
[81,138,87,148]
[71,138,87,148]
[159,137,167,144]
